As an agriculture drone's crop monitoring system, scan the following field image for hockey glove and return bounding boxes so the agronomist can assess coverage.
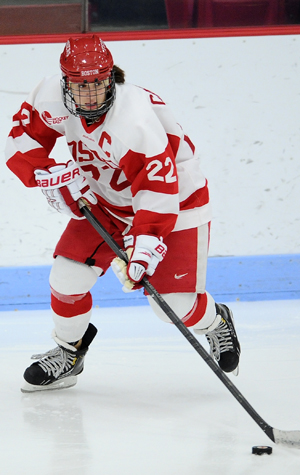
[111,234,167,292]
[34,160,97,220]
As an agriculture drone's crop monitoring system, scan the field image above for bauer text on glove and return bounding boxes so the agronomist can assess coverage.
[34,160,97,220]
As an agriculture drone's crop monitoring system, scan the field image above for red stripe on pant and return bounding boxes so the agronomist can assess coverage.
[181,293,208,327]
[51,289,93,318]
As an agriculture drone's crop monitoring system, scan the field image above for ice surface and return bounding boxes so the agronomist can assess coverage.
[0,299,300,474]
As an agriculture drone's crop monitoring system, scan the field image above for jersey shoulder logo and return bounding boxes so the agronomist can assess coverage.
[42,110,69,126]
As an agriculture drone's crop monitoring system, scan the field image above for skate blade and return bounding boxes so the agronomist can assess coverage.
[232,365,239,377]
[21,375,78,393]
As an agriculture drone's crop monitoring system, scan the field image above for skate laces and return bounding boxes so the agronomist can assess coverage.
[206,318,234,361]
[31,346,76,378]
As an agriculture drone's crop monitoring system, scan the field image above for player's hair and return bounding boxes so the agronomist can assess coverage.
[113,65,125,84]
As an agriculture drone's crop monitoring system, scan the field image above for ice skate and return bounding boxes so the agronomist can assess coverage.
[205,304,241,375]
[21,323,97,393]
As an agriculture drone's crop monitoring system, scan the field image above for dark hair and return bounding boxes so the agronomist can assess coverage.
[113,65,125,84]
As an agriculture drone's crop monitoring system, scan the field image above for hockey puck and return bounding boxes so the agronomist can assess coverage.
[252,446,272,455]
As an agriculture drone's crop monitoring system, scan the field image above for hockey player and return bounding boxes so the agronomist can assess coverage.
[5,35,241,392]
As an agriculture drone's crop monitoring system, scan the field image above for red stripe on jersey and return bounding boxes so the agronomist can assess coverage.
[180,181,209,211]
[6,152,57,187]
[184,134,195,154]
[94,193,177,238]
[167,133,181,157]
[6,101,62,186]
[131,210,178,238]
[51,290,92,318]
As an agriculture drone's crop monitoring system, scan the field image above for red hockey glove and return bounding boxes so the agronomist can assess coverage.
[34,160,97,220]
[111,234,167,292]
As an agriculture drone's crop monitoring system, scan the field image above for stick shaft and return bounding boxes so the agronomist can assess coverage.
[80,202,275,442]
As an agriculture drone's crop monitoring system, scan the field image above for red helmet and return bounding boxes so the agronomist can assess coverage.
[60,36,116,121]
[60,35,114,83]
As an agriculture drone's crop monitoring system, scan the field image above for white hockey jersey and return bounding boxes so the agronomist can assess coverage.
[5,75,211,238]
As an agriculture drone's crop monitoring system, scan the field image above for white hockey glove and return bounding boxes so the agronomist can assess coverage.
[111,234,167,292]
[34,160,97,220]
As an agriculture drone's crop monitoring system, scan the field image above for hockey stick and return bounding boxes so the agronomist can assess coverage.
[79,200,300,448]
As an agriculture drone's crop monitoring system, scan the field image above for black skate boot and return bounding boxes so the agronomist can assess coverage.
[21,323,97,393]
[205,304,241,374]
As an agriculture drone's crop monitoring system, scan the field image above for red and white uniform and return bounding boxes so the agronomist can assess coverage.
[6,75,214,341]
[6,75,211,238]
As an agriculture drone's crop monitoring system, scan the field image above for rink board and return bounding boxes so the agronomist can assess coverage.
[0,253,299,310]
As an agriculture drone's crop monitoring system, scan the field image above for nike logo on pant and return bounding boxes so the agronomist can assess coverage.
[174,273,188,279]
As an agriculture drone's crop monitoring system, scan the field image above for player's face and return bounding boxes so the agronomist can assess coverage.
[69,79,109,111]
